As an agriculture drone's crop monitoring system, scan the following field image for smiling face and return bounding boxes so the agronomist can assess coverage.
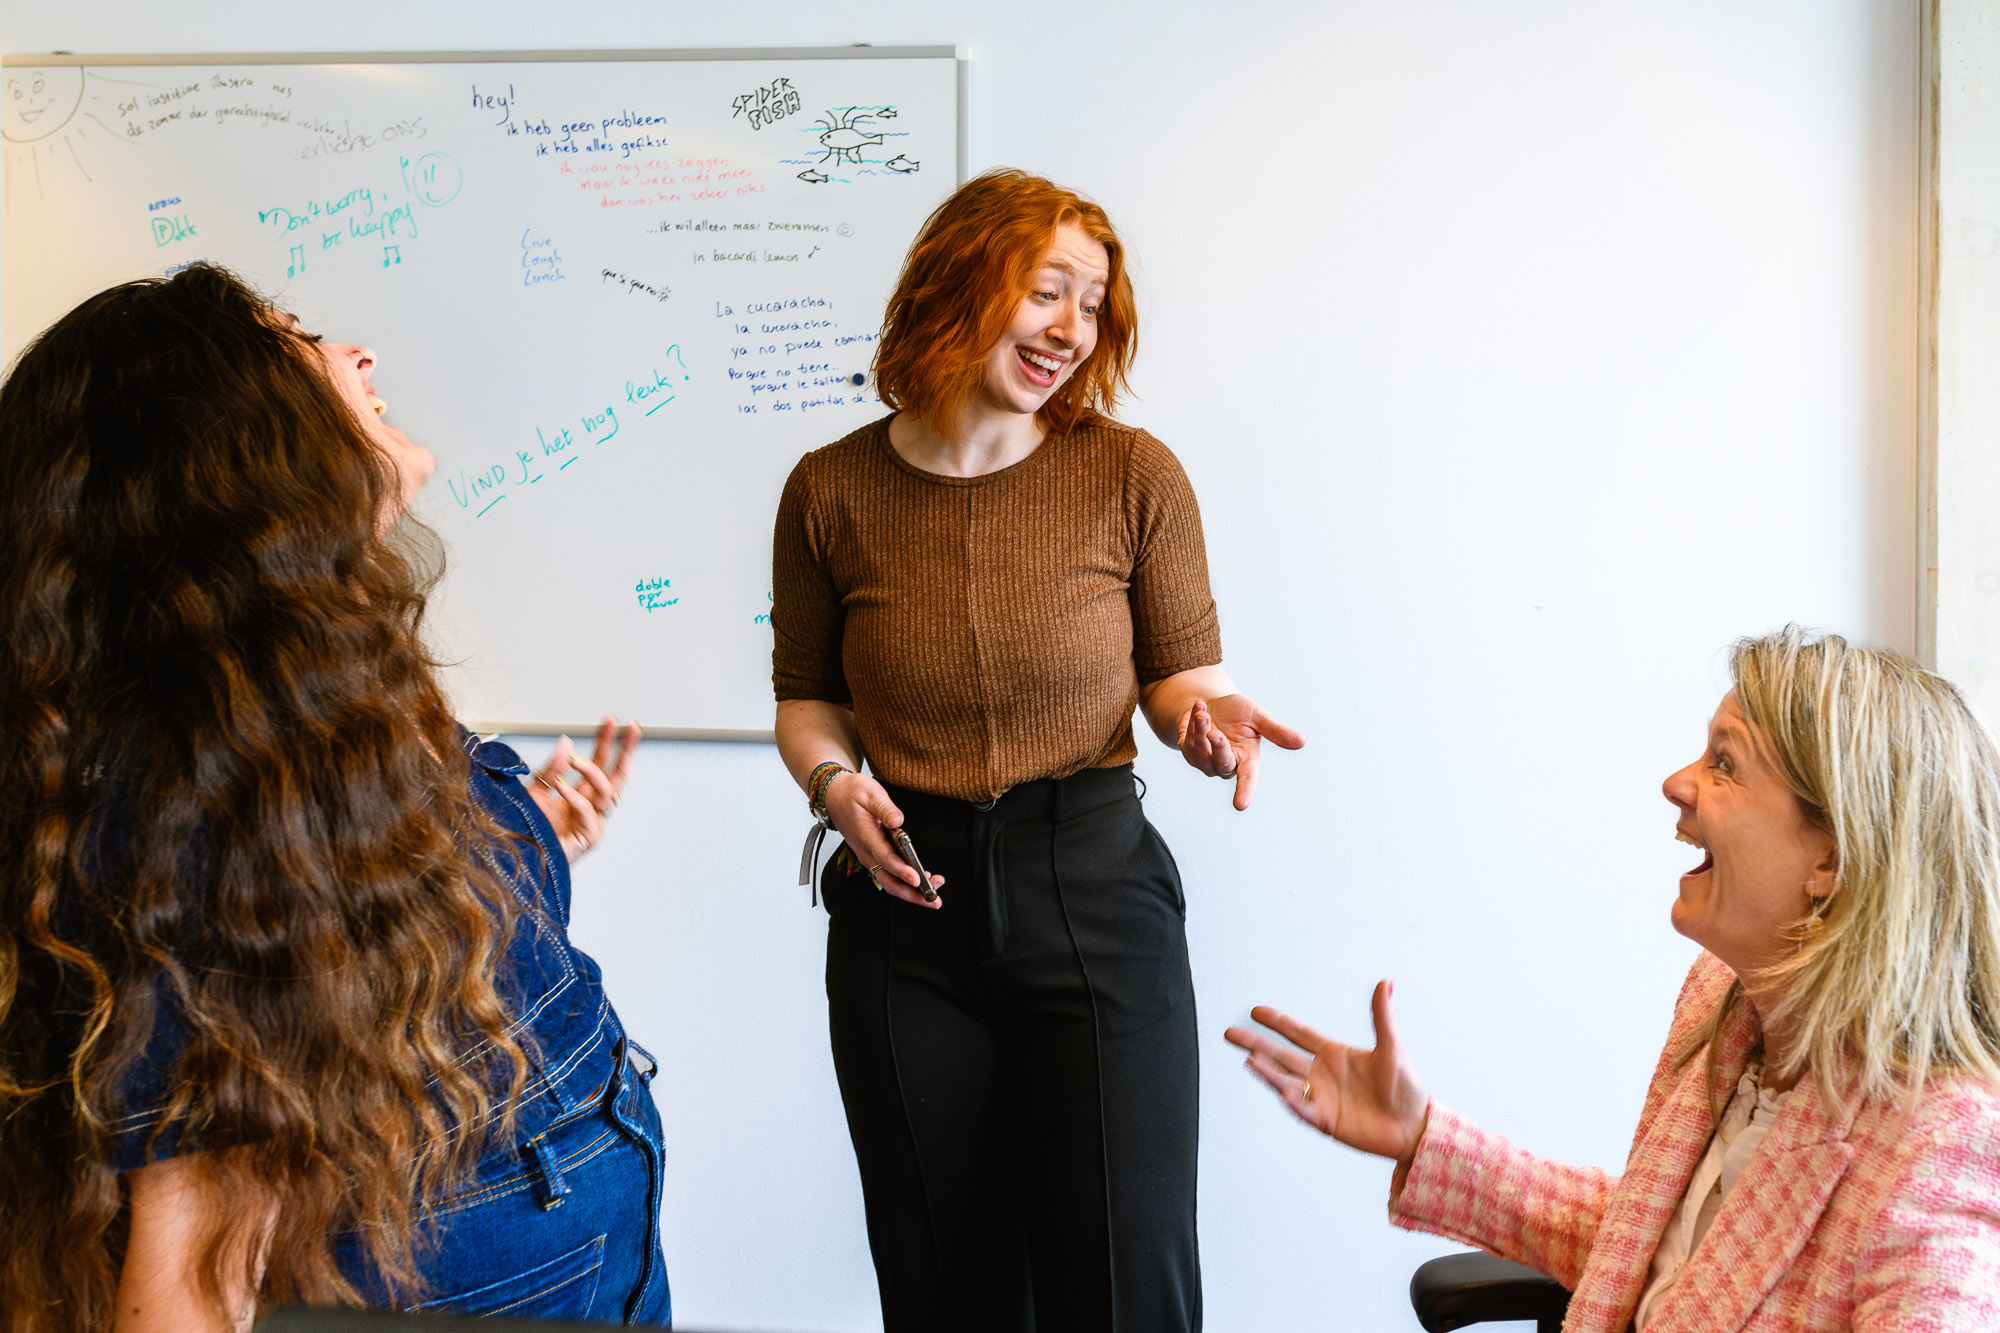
[1662,692,1839,979]
[2,68,84,143]
[974,222,1109,421]
[281,314,434,519]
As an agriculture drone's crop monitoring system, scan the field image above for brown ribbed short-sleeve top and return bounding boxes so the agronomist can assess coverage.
[772,413,1223,801]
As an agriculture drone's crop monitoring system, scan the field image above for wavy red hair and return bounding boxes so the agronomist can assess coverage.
[874,168,1138,436]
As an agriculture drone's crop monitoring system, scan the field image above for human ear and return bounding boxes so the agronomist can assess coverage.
[1803,834,1840,904]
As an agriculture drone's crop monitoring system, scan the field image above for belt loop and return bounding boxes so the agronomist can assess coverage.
[525,1134,571,1210]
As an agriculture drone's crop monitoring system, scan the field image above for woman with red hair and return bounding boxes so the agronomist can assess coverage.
[772,168,1302,1330]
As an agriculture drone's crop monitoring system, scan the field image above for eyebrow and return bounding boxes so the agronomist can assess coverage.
[1037,260,1109,287]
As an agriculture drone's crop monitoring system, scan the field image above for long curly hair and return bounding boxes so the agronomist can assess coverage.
[0,265,530,1328]
[873,167,1139,437]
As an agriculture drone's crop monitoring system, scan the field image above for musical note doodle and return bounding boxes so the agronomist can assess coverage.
[382,244,401,267]
[286,243,304,278]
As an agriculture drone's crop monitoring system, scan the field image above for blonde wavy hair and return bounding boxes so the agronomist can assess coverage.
[1707,626,2000,1106]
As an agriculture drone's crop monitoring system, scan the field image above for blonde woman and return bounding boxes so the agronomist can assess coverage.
[1230,627,2000,1331]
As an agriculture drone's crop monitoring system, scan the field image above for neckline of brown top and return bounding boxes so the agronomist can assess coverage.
[872,413,1072,488]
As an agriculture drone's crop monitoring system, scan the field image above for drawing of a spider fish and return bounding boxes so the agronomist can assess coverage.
[814,107,882,167]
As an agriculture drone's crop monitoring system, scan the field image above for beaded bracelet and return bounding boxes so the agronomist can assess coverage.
[799,761,854,898]
[805,760,850,820]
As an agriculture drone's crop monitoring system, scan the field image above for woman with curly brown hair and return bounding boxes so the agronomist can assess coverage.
[0,264,665,1330]
[772,169,1303,1331]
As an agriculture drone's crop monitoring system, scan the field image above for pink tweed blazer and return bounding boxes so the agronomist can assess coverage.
[1390,952,2000,1331]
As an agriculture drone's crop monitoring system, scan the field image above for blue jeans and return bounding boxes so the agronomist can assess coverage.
[391,1039,671,1324]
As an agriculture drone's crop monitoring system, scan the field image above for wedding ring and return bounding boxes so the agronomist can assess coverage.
[1301,1080,1313,1102]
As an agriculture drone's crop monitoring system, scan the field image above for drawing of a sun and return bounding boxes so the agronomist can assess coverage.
[4,67,83,141]
[3,66,146,208]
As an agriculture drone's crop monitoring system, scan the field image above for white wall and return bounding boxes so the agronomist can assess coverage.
[4,3,1917,1329]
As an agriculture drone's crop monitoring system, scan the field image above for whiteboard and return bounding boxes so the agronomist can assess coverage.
[1,48,966,738]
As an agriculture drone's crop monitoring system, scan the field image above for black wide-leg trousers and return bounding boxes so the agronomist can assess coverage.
[822,764,1201,1333]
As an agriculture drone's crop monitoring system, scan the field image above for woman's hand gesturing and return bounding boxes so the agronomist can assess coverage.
[528,715,640,862]
[821,770,945,909]
[1224,981,1429,1168]
[1178,694,1305,811]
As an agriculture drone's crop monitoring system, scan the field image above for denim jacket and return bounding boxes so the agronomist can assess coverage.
[109,733,670,1324]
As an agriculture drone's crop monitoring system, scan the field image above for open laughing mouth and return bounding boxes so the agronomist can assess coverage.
[1017,347,1065,388]
[1676,829,1713,878]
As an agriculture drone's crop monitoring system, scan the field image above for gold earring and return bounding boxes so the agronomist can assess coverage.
[1804,894,1828,932]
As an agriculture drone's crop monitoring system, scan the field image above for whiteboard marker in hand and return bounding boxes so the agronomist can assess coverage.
[889,827,939,903]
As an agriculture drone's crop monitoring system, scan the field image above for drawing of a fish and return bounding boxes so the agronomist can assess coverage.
[796,168,831,184]
[885,155,919,173]
[819,126,883,155]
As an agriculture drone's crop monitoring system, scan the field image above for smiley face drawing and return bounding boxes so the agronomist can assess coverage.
[4,66,148,206]
[3,68,84,144]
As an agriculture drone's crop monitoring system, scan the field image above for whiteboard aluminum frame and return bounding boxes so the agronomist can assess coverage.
[472,723,782,743]
[5,46,966,67]
[3,45,969,744]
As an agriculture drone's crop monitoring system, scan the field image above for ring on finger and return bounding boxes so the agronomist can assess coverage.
[1301,1080,1313,1102]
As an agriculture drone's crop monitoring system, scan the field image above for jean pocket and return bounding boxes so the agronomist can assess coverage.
[408,1234,607,1319]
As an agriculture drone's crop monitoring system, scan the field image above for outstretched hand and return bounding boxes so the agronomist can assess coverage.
[528,715,640,862]
[1178,694,1305,810]
[1224,981,1429,1166]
